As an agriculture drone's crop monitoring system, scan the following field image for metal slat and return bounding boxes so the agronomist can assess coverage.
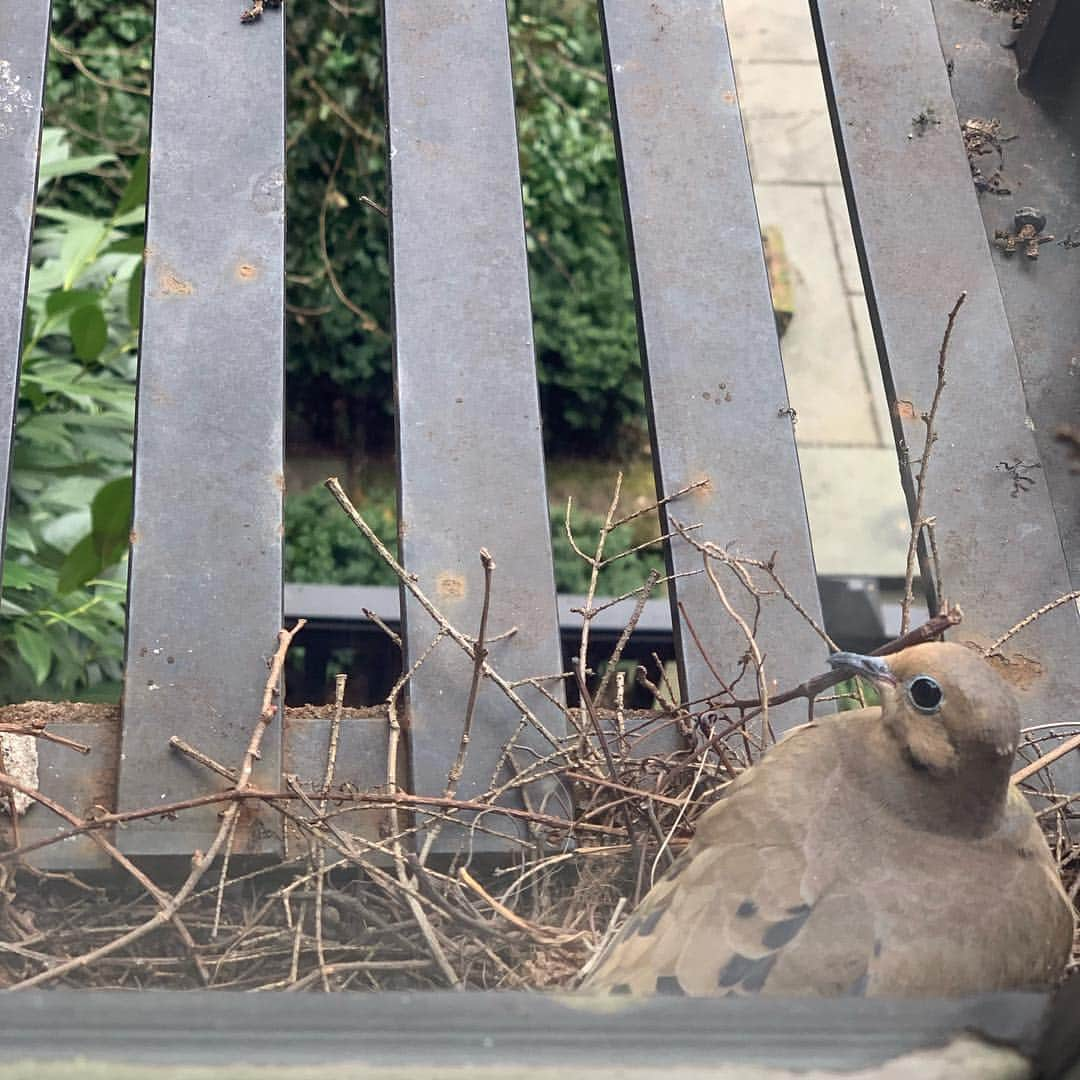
[117,1,286,854]
[0,0,50,573]
[597,1,827,724]
[384,0,567,850]
[932,0,1080,588]
[813,0,1080,792]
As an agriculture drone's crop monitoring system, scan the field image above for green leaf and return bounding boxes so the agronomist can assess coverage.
[105,235,146,256]
[112,206,147,228]
[55,476,133,593]
[57,533,100,594]
[38,152,115,183]
[1,563,37,590]
[46,288,99,317]
[69,303,108,361]
[56,216,111,290]
[127,264,144,329]
[14,623,53,685]
[90,474,133,561]
[115,153,148,217]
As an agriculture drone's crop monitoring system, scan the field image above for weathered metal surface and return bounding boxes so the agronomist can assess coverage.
[597,1,828,726]
[0,708,117,872]
[0,0,50,575]
[0,990,1051,1071]
[0,706,392,870]
[118,0,286,854]
[813,0,1080,792]
[282,709,395,853]
[934,0,1080,587]
[383,1,568,850]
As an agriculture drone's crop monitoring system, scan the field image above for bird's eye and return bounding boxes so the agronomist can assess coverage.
[907,675,943,713]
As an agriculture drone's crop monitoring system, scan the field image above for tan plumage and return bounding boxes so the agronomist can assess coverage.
[581,642,1074,997]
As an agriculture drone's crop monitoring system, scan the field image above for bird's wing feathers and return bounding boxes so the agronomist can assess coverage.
[583,721,878,996]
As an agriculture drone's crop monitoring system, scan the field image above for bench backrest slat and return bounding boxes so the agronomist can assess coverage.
[0,1,51,573]
[599,0,828,725]
[384,0,568,850]
[117,0,287,854]
[936,0,1080,587]
[814,0,1080,792]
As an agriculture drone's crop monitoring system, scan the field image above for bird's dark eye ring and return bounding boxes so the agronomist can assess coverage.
[907,675,943,713]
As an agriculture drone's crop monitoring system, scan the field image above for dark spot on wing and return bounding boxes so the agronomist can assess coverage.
[717,951,777,992]
[639,907,665,936]
[740,952,778,992]
[762,904,812,949]
[846,971,870,997]
[873,939,883,958]
[610,983,631,996]
[717,952,756,987]
[736,899,757,918]
[655,975,685,996]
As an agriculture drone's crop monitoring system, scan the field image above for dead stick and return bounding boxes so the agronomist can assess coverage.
[0,769,209,985]
[1012,731,1080,785]
[325,477,561,752]
[448,548,494,797]
[170,736,238,782]
[419,550,497,866]
[0,782,623,863]
[7,620,305,991]
[0,726,91,754]
[595,568,660,703]
[901,292,966,631]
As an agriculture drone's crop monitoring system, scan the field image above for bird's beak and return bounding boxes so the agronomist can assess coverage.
[828,652,898,686]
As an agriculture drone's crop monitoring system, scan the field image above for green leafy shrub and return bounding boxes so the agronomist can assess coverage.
[46,0,644,456]
[1,131,144,703]
[284,486,398,588]
[285,485,665,597]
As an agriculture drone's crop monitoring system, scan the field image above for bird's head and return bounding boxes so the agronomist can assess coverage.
[828,642,1021,781]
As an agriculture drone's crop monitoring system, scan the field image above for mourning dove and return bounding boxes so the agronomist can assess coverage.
[581,642,1074,997]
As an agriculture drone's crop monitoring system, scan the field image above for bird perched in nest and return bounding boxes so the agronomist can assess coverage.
[580,642,1074,997]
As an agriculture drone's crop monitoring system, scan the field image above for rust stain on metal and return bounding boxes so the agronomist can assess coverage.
[436,571,466,600]
[722,90,736,105]
[156,266,193,296]
[129,529,140,545]
[237,262,257,281]
[687,473,712,501]
[896,399,917,420]
[272,471,285,492]
[987,652,1045,690]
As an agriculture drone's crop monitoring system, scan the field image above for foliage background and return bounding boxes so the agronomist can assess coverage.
[1,0,653,701]
[43,0,642,457]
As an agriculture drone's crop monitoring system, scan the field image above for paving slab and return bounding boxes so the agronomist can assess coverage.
[850,292,897,451]
[723,0,820,63]
[798,446,911,579]
[734,62,843,185]
[823,183,866,296]
[753,183,881,447]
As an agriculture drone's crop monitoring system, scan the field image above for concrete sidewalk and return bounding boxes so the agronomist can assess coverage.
[724,0,911,579]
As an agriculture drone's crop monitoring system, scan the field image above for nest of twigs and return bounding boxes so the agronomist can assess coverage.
[0,643,1076,992]
[1,428,1078,988]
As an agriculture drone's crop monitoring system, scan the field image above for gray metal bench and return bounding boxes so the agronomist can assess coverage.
[2,0,1078,866]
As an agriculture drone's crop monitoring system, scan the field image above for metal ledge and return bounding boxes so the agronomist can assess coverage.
[0,991,1053,1072]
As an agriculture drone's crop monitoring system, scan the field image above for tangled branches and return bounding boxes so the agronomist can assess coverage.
[0,467,1077,989]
